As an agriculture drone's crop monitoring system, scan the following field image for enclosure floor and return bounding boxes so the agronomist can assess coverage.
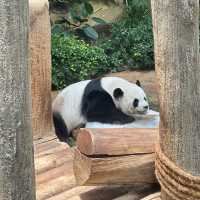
[34,136,160,200]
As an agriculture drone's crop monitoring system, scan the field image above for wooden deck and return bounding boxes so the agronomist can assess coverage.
[34,136,159,200]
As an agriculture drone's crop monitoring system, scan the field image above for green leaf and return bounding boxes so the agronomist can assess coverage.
[54,17,67,24]
[84,2,93,15]
[63,31,70,37]
[80,2,89,18]
[51,24,64,34]
[92,17,107,24]
[83,26,98,40]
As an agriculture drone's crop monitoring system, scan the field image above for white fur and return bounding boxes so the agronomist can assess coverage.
[52,77,149,133]
[101,77,149,115]
[52,80,90,132]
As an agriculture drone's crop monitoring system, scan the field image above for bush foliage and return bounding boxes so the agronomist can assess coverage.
[51,0,155,89]
[97,0,154,70]
[52,34,118,89]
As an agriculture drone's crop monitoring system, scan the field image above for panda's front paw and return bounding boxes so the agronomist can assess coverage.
[124,116,135,123]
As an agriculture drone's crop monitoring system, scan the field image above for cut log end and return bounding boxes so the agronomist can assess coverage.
[73,148,92,185]
[76,129,94,155]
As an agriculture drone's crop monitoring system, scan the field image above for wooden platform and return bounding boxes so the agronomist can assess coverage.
[34,136,160,200]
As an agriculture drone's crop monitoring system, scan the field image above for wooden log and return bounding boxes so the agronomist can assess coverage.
[141,192,161,200]
[113,192,146,200]
[29,0,53,139]
[34,135,57,145]
[36,173,76,200]
[46,186,132,200]
[35,142,68,158]
[35,148,73,174]
[34,140,61,156]
[73,148,156,185]
[151,0,200,175]
[151,0,199,199]
[77,128,157,155]
[67,185,133,200]
[0,1,35,199]
[45,186,99,200]
[36,163,72,184]
[113,184,160,200]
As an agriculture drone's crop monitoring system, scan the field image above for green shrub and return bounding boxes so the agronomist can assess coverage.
[97,0,154,70]
[52,34,117,89]
[125,0,151,25]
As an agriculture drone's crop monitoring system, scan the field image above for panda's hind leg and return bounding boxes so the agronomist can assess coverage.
[53,112,70,142]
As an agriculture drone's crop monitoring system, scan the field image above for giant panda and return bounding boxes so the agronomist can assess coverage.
[52,77,149,142]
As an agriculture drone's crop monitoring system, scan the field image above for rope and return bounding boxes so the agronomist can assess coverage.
[155,144,200,200]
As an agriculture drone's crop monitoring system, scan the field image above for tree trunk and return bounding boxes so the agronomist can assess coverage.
[151,0,199,199]
[0,0,36,199]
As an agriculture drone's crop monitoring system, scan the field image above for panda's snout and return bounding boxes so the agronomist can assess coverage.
[135,104,149,114]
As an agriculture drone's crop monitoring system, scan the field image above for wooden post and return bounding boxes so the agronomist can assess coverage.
[151,0,199,199]
[29,0,53,139]
[0,0,36,199]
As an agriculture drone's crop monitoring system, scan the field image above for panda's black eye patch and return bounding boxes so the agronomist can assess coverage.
[133,98,139,108]
[144,97,147,101]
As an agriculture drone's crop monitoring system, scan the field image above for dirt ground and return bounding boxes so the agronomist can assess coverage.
[52,70,159,111]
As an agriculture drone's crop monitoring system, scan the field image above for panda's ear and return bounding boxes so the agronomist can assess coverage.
[113,88,124,99]
[136,80,141,87]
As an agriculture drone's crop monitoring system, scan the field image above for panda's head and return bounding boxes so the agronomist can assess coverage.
[112,80,149,116]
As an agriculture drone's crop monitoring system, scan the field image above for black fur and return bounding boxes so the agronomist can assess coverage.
[113,88,124,99]
[136,80,141,87]
[133,98,139,108]
[53,112,69,142]
[81,79,135,124]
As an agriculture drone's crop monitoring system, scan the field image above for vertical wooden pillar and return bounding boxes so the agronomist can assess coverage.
[151,0,199,199]
[0,0,36,199]
[29,0,53,139]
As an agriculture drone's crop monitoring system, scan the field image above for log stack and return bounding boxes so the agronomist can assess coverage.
[73,128,158,186]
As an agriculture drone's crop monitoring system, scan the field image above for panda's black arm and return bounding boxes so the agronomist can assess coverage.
[87,108,135,124]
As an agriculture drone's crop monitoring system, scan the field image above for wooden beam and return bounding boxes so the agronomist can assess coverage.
[140,192,161,200]
[45,186,99,200]
[113,184,160,200]
[46,186,132,200]
[67,185,134,200]
[35,148,73,174]
[73,148,156,185]
[77,128,157,156]
[36,173,76,200]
